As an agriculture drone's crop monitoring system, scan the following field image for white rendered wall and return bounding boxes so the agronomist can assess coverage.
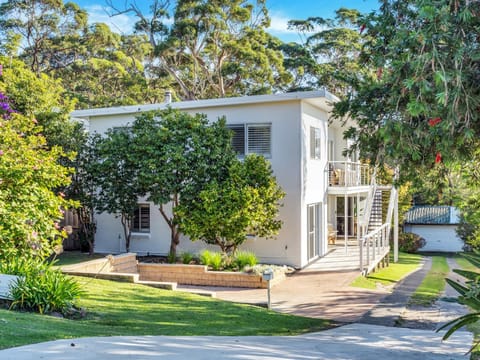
[404,224,464,252]
[89,101,305,267]
[300,102,329,265]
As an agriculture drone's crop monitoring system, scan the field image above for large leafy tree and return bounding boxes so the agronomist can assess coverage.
[93,128,142,253]
[0,0,88,75]
[334,0,480,176]
[131,109,234,258]
[0,1,162,109]
[177,154,284,255]
[108,0,291,100]
[0,65,72,261]
[285,8,368,96]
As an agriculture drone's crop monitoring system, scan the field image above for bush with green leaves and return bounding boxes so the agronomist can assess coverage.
[180,251,195,264]
[399,232,426,253]
[0,258,83,315]
[199,250,223,270]
[234,251,258,270]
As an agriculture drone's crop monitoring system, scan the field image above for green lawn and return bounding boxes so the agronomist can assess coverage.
[0,276,331,350]
[350,252,423,290]
[409,255,449,306]
[53,251,105,266]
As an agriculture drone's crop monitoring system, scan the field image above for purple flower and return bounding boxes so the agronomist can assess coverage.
[0,64,3,76]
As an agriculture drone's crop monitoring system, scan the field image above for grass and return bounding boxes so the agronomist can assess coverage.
[0,276,331,350]
[53,251,104,266]
[350,252,423,290]
[409,256,449,306]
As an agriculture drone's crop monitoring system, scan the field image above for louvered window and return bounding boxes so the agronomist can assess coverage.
[227,123,271,158]
[228,125,245,155]
[133,204,150,233]
[310,127,321,160]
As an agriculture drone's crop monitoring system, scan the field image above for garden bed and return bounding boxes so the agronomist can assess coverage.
[61,253,287,289]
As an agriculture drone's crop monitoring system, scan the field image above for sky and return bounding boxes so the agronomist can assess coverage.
[70,0,380,42]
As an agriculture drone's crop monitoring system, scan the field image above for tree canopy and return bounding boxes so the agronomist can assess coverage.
[334,0,480,178]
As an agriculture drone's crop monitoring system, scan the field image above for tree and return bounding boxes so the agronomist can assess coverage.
[177,154,284,256]
[333,0,480,177]
[0,0,88,75]
[108,0,291,100]
[0,66,72,261]
[131,108,234,258]
[94,128,141,253]
[66,134,100,255]
[285,8,368,96]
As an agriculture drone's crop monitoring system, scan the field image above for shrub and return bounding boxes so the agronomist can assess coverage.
[199,250,223,270]
[234,251,258,270]
[1,258,83,315]
[399,232,426,253]
[180,251,195,264]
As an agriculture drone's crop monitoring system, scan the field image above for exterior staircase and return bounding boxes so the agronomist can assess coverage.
[368,189,383,233]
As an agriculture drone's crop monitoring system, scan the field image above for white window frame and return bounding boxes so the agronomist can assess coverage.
[227,123,272,158]
[310,126,321,160]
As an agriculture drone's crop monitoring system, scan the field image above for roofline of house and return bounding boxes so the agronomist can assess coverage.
[71,90,338,119]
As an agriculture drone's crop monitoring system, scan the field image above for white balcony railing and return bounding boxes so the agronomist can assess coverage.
[328,161,371,187]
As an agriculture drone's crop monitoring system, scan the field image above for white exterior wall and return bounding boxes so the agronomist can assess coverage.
[301,102,329,264]
[404,224,464,252]
[88,101,308,267]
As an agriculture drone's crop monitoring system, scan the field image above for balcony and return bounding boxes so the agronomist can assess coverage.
[328,161,371,187]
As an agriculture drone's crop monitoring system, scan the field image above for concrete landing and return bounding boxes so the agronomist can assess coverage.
[303,246,361,272]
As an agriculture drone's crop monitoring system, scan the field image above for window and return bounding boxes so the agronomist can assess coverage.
[228,124,245,155]
[132,204,150,233]
[307,203,322,260]
[227,124,271,157]
[310,127,321,160]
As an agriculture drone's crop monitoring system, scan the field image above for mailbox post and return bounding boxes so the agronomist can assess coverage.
[262,268,274,309]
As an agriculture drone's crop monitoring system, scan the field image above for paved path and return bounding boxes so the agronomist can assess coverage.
[0,323,471,360]
[360,257,432,326]
[178,270,389,323]
[399,257,470,330]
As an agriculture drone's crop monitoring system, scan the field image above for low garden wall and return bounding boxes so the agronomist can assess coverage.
[62,253,285,289]
[138,263,284,289]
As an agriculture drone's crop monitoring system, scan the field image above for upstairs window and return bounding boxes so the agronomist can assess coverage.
[227,123,271,157]
[132,204,150,233]
[310,127,321,160]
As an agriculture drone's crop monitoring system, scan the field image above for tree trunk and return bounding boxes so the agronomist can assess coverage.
[120,213,131,253]
[169,225,180,260]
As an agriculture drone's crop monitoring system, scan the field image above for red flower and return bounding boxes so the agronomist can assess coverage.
[359,24,366,34]
[428,117,441,127]
[435,152,442,164]
[377,67,383,80]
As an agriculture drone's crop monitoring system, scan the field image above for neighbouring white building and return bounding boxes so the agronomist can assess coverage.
[404,206,463,252]
[72,90,398,272]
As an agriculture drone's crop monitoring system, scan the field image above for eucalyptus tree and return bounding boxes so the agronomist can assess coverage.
[285,8,368,96]
[108,0,291,100]
[0,0,88,75]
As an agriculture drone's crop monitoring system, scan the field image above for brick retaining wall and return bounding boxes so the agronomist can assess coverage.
[62,253,285,289]
[137,263,284,289]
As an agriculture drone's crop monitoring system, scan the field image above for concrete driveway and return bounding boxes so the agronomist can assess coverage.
[0,323,471,360]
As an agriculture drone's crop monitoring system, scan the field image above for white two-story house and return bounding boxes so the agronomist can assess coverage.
[72,90,398,272]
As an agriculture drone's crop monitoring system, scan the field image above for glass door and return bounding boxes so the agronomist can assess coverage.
[307,203,322,260]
